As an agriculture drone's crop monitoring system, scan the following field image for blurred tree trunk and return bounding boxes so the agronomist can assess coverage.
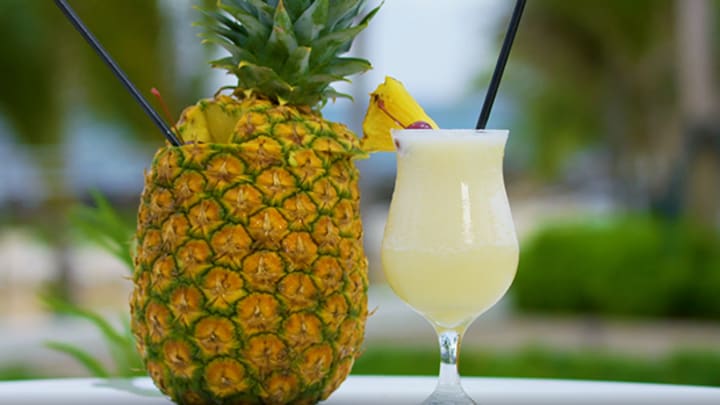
[502,0,720,222]
[675,0,720,226]
[503,1,676,198]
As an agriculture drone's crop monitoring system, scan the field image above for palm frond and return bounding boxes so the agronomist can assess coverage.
[70,190,135,272]
[44,342,111,378]
[44,192,142,378]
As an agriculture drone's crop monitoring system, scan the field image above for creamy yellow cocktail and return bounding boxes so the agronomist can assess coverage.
[382,130,518,329]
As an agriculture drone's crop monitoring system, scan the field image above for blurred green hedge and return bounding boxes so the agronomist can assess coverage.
[513,216,720,318]
[353,347,720,387]
[0,366,42,381]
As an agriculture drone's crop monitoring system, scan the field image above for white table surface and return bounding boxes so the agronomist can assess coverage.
[1,376,719,404]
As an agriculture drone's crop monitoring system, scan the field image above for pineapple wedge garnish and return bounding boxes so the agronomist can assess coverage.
[362,76,439,152]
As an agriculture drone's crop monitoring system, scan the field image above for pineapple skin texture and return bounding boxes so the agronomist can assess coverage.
[131,97,369,404]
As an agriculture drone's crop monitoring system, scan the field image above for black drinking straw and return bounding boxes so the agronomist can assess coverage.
[476,0,527,130]
[54,0,182,146]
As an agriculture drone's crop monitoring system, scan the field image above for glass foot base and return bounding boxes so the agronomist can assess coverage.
[421,386,477,405]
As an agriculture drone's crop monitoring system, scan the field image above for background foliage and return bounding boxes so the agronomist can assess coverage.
[513,216,720,318]
[0,0,718,389]
[504,0,719,221]
[0,0,196,146]
[354,347,720,387]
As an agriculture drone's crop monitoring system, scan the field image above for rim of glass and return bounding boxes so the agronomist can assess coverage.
[391,128,509,141]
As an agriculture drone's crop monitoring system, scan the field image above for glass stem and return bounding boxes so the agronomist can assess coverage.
[423,326,476,404]
[437,329,463,388]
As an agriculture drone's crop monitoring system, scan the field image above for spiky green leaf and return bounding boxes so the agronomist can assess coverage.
[219,5,269,49]
[262,1,297,66]
[322,87,354,102]
[304,73,348,86]
[206,38,258,65]
[311,27,366,65]
[70,191,134,271]
[283,46,312,79]
[326,0,365,31]
[337,3,380,53]
[211,11,249,45]
[324,57,371,77]
[202,0,379,106]
[221,0,254,15]
[43,294,128,349]
[109,316,144,376]
[235,63,293,95]
[294,0,328,43]
[45,342,111,378]
[285,0,313,20]
[43,292,144,377]
[223,0,275,27]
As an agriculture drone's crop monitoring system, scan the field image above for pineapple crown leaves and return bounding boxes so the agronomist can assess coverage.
[199,0,381,107]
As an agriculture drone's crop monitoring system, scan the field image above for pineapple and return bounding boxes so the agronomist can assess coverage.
[362,76,439,152]
[130,1,380,403]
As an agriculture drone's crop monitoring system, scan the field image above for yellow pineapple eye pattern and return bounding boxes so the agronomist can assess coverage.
[129,1,383,402]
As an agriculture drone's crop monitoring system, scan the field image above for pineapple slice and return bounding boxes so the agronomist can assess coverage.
[361,76,439,152]
[176,95,245,144]
[202,95,245,143]
[177,104,213,143]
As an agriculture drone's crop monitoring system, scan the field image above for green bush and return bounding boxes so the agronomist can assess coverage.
[0,365,43,381]
[353,346,720,387]
[513,216,720,318]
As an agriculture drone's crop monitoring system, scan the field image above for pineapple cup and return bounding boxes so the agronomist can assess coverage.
[133,127,369,405]
[130,1,380,404]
